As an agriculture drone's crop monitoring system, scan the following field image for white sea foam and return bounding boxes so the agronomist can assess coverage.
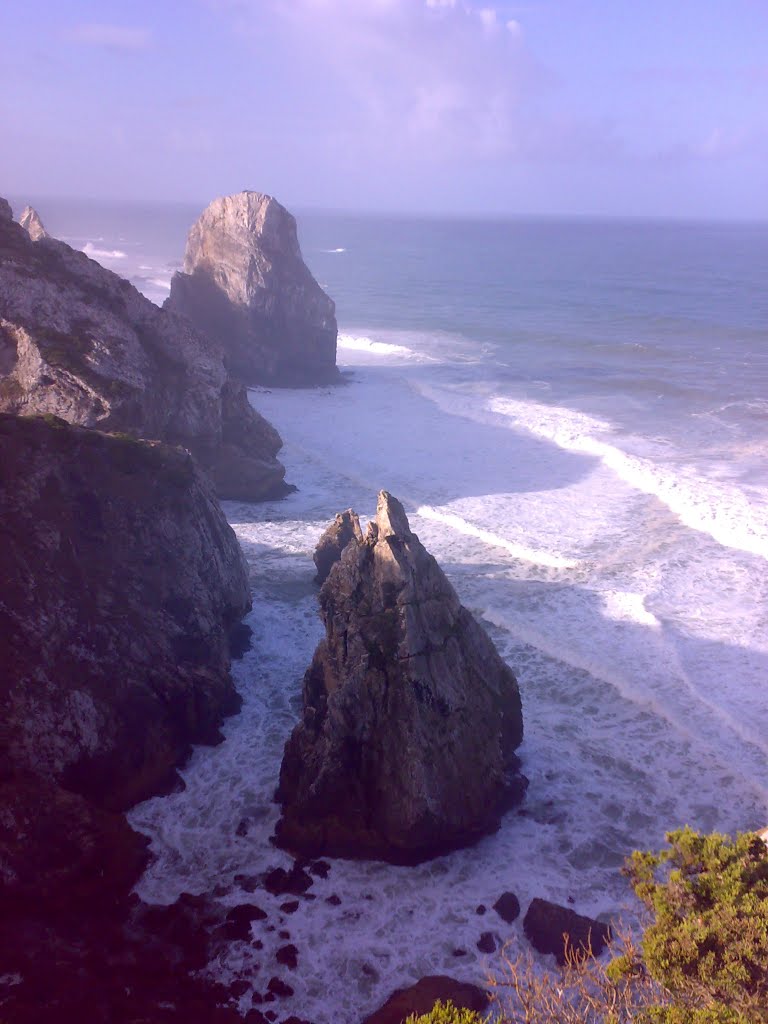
[417,505,580,570]
[490,396,768,560]
[321,247,347,253]
[337,332,433,363]
[82,242,127,261]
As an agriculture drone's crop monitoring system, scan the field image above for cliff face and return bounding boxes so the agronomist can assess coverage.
[276,492,526,863]
[167,191,338,386]
[0,199,287,501]
[0,413,251,908]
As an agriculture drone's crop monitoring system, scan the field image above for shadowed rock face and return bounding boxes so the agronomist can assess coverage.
[276,491,526,863]
[0,198,287,501]
[167,191,338,386]
[0,413,251,910]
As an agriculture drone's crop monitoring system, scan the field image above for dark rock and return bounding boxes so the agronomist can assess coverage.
[313,509,363,584]
[0,200,287,501]
[476,904,487,915]
[267,977,294,999]
[280,900,300,914]
[325,894,342,906]
[276,491,526,864]
[266,1012,278,1022]
[493,892,521,924]
[232,979,251,998]
[363,976,489,1024]
[283,1017,313,1024]
[0,415,250,912]
[309,859,331,879]
[236,819,250,837]
[477,932,496,954]
[167,191,338,387]
[223,905,268,941]
[230,622,254,660]
[246,1011,269,1024]
[278,930,290,940]
[452,948,467,958]
[263,863,313,896]
[276,944,298,969]
[523,898,612,965]
[235,874,261,893]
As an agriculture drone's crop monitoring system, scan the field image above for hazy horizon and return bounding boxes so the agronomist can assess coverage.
[2,1,767,222]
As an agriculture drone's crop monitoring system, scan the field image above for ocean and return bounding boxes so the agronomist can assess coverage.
[13,196,768,1021]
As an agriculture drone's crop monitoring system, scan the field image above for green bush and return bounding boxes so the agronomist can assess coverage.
[404,1001,484,1024]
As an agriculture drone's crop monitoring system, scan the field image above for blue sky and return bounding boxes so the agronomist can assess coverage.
[1,0,766,218]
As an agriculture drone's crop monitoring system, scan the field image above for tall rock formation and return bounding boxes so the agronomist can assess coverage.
[276,492,526,863]
[167,191,338,386]
[0,413,250,909]
[0,198,287,501]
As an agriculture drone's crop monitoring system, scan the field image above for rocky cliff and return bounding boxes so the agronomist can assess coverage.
[276,492,526,863]
[0,413,250,909]
[0,198,287,501]
[167,191,338,386]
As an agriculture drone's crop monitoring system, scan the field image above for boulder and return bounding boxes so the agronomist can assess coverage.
[19,205,49,241]
[0,413,251,907]
[363,976,489,1024]
[276,491,526,863]
[313,508,363,584]
[167,191,338,386]
[0,199,287,501]
[523,898,612,965]
[493,891,521,924]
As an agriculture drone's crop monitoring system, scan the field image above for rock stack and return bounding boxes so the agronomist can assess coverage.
[167,191,338,386]
[276,491,526,863]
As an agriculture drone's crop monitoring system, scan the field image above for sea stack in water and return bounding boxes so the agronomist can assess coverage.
[167,191,338,386]
[276,491,526,863]
[0,197,287,501]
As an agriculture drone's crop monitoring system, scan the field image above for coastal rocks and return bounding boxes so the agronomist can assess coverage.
[276,491,526,863]
[313,508,363,584]
[0,197,286,501]
[523,898,611,965]
[493,892,521,924]
[167,191,338,386]
[0,413,250,905]
[19,205,49,241]
[363,976,489,1024]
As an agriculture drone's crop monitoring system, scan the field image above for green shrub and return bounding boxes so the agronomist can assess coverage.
[404,1000,484,1024]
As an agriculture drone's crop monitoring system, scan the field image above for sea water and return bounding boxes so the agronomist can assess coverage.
[14,197,768,1021]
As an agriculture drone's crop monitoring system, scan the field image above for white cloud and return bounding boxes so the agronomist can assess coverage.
[478,8,498,32]
[65,24,152,52]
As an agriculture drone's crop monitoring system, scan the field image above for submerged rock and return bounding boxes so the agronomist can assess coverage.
[276,491,526,863]
[167,191,338,386]
[0,413,250,908]
[0,197,287,501]
[523,898,612,964]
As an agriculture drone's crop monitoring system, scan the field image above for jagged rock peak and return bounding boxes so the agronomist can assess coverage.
[313,508,364,584]
[19,205,49,241]
[276,491,527,864]
[167,190,338,386]
[0,197,12,221]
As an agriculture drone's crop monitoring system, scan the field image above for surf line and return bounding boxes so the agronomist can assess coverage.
[416,505,580,570]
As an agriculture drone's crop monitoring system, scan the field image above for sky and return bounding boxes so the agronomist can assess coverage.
[1,0,767,219]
